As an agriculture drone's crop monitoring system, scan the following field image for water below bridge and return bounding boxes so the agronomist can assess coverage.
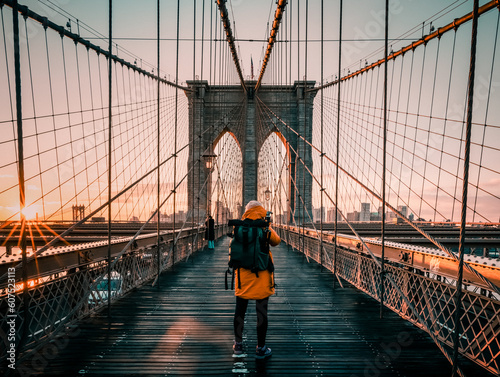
[20,238,487,376]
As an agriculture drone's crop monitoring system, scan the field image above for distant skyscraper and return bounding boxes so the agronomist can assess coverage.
[313,207,325,222]
[326,207,335,222]
[360,203,370,222]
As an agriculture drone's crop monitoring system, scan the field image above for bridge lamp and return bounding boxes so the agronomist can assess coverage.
[202,153,217,170]
[264,188,271,202]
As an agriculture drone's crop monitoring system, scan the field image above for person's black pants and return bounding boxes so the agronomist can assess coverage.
[234,296,269,348]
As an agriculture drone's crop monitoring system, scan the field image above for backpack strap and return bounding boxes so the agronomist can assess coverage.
[237,267,241,289]
[241,226,249,255]
[225,268,236,290]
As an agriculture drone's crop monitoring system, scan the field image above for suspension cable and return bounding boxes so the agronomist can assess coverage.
[452,0,479,374]
[255,0,287,91]
[106,0,112,316]
[311,0,500,92]
[380,0,389,319]
[256,97,500,296]
[215,0,246,92]
[334,0,342,280]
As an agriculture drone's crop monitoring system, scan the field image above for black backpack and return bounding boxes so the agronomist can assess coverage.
[225,219,274,289]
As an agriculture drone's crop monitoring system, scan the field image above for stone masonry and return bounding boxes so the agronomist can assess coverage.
[186,80,316,223]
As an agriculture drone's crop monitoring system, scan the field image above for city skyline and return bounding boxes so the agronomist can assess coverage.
[1,1,499,225]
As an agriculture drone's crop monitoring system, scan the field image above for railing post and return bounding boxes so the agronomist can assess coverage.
[452,0,479,375]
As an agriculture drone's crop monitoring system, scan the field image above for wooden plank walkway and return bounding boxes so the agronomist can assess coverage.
[24,237,488,376]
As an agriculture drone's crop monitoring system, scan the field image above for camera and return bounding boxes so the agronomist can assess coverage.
[265,211,272,223]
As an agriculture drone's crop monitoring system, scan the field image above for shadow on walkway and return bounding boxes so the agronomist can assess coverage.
[19,237,487,376]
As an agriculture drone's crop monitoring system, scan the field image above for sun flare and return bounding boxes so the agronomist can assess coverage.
[21,205,40,221]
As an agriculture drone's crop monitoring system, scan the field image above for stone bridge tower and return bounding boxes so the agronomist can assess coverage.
[186,80,316,223]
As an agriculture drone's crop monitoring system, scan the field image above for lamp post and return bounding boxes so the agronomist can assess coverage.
[202,153,217,217]
[203,153,216,170]
[264,187,271,203]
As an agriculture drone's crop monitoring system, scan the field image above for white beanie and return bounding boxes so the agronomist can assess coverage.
[245,200,263,212]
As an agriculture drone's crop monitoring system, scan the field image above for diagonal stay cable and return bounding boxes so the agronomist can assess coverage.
[257,96,500,296]
[2,0,192,92]
[257,96,467,376]
[0,143,188,284]
[311,0,500,93]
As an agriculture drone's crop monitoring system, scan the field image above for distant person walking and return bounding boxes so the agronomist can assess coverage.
[205,215,215,249]
[232,200,280,359]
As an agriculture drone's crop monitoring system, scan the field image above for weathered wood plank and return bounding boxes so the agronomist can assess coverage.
[20,237,488,376]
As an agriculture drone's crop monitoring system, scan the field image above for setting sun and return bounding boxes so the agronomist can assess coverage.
[21,205,40,221]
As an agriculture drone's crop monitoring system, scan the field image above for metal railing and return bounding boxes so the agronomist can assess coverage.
[276,225,500,376]
[0,224,226,365]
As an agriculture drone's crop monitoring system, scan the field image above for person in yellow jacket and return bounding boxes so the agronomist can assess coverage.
[233,200,281,359]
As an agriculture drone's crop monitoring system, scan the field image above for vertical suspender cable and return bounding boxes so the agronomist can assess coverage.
[303,0,308,257]
[452,0,478,375]
[200,0,206,225]
[287,0,292,244]
[472,11,498,222]
[216,0,246,91]
[156,0,161,287]
[210,0,213,85]
[193,0,196,80]
[297,0,301,253]
[380,0,389,319]
[12,0,29,347]
[107,0,113,317]
[334,0,342,281]
[254,0,287,91]
[289,0,292,87]
[173,0,181,266]
[297,0,300,82]
[193,0,204,256]
[201,0,205,80]
[320,0,324,269]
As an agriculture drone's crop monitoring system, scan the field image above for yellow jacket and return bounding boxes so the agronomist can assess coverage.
[234,205,281,300]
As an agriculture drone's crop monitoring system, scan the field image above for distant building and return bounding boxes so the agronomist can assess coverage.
[390,205,408,224]
[326,207,342,222]
[347,211,359,222]
[326,208,335,222]
[72,205,85,222]
[360,203,370,222]
[150,211,173,222]
[281,210,290,224]
[313,207,325,223]
[387,211,396,222]
[177,211,186,223]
